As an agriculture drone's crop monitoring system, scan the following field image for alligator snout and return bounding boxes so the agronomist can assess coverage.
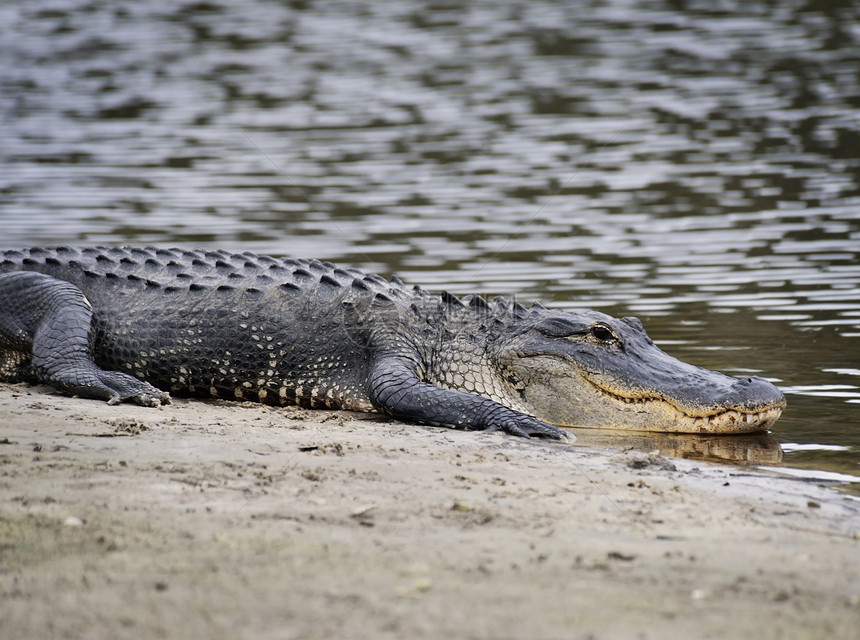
[720,375,786,413]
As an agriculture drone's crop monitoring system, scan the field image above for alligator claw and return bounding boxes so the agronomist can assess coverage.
[496,416,573,441]
[98,371,170,407]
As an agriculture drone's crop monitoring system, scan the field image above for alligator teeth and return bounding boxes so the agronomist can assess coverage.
[595,386,783,433]
[699,407,783,433]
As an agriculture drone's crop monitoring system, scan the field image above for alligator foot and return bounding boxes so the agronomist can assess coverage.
[99,371,171,407]
[45,363,171,407]
[484,414,572,440]
[59,366,170,406]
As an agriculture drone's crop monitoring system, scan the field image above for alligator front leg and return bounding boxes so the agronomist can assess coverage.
[368,355,570,439]
[0,271,169,406]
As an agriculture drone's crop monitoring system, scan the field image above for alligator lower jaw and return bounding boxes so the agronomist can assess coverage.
[576,389,784,433]
[681,406,783,434]
[590,403,784,434]
[587,383,784,433]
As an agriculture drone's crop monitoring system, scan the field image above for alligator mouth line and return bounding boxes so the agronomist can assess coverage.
[589,381,784,433]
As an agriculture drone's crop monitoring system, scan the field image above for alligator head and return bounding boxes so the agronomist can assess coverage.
[497,309,785,433]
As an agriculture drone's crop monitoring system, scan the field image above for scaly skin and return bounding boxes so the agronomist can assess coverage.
[0,246,786,438]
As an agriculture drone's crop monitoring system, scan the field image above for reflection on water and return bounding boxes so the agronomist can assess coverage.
[1,0,858,479]
[574,430,784,466]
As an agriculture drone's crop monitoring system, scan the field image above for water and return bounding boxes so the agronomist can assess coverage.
[1,0,858,485]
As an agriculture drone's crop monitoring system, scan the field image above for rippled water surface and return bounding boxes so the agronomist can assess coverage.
[1,0,858,482]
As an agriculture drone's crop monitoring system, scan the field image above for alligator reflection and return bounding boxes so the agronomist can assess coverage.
[571,430,783,466]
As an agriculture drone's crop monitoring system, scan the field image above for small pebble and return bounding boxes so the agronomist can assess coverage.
[350,503,378,518]
[63,516,84,527]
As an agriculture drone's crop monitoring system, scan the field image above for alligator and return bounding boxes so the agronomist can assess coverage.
[0,246,785,438]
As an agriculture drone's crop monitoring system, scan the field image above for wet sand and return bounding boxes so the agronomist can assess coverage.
[1,382,858,639]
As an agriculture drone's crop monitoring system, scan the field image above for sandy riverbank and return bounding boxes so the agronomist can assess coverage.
[1,382,858,639]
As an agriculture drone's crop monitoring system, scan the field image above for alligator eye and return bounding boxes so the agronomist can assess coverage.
[589,324,616,343]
